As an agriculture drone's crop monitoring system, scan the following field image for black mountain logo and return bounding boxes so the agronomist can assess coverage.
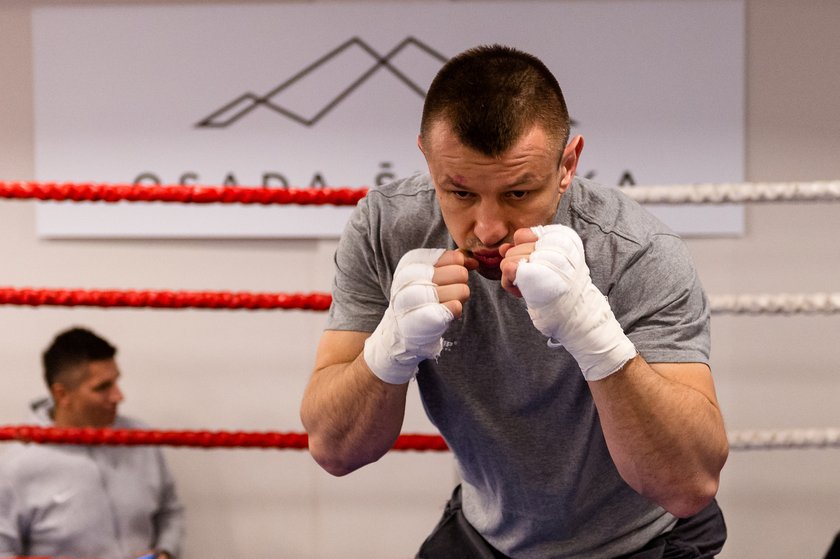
[196,37,448,128]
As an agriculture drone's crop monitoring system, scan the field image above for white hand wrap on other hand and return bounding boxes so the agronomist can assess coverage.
[513,224,637,381]
[363,248,453,384]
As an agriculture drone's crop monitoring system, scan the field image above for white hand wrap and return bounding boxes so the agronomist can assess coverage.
[363,248,454,384]
[513,224,637,381]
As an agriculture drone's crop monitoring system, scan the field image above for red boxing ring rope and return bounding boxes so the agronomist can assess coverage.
[0,287,331,311]
[0,425,449,452]
[0,180,367,206]
[5,179,840,206]
[6,287,840,315]
[6,425,840,453]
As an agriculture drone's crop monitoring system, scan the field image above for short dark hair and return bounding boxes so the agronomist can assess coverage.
[420,44,570,156]
[43,327,117,388]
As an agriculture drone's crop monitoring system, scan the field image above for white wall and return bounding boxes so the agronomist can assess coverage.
[1,1,839,558]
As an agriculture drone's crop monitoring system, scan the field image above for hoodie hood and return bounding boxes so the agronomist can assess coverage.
[29,396,55,426]
[28,396,136,429]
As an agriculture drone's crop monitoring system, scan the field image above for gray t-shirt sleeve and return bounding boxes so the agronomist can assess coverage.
[325,175,450,333]
[152,448,185,558]
[609,232,711,364]
[326,196,389,333]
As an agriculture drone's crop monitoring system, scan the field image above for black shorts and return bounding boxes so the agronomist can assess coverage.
[416,485,726,559]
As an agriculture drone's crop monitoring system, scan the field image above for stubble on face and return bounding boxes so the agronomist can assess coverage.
[421,122,566,281]
[57,360,122,428]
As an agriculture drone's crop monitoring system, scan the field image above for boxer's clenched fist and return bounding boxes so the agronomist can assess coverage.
[363,249,474,384]
[504,224,637,381]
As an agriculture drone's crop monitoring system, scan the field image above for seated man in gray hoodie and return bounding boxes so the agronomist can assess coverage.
[0,326,184,559]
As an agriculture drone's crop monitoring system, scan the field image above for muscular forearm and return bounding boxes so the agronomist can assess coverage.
[303,251,471,477]
[504,225,727,516]
[589,355,729,517]
[301,352,409,476]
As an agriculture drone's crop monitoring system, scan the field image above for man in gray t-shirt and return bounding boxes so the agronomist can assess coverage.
[300,45,728,559]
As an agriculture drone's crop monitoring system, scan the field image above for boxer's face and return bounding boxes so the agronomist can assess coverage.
[54,359,124,428]
[420,121,580,280]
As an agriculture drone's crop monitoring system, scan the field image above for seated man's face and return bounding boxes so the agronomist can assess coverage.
[58,359,124,428]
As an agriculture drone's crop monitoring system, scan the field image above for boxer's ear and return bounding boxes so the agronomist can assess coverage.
[559,135,584,193]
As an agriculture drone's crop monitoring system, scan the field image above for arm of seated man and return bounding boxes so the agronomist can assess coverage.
[0,475,23,555]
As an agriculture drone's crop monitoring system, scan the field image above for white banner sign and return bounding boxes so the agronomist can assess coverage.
[33,1,745,238]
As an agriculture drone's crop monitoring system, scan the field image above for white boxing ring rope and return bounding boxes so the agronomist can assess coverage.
[709,293,840,315]
[729,428,840,451]
[621,179,840,204]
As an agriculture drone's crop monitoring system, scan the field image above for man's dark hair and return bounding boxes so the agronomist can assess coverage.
[43,327,117,388]
[420,44,570,157]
